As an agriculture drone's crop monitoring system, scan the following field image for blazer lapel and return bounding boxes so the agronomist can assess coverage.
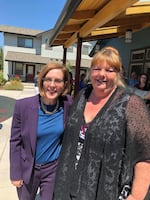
[28,95,39,156]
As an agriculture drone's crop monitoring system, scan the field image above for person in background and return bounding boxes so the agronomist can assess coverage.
[135,73,149,91]
[121,67,150,101]
[128,71,139,87]
[125,72,150,109]
[53,46,150,200]
[34,71,40,94]
[10,62,72,200]
[79,73,87,91]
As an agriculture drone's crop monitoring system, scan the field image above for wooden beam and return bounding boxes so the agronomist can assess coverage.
[57,33,73,39]
[105,15,150,27]
[64,0,138,47]
[126,5,150,15]
[71,10,95,20]
[133,2,150,6]
[62,24,81,32]
[52,40,66,46]
[65,32,78,47]
[80,0,138,37]
[91,26,118,36]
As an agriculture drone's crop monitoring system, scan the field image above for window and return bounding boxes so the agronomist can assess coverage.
[15,63,23,75]
[129,47,150,78]
[82,45,89,55]
[131,49,145,62]
[18,37,33,48]
[130,63,144,76]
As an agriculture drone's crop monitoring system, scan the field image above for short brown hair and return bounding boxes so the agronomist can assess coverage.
[38,62,70,96]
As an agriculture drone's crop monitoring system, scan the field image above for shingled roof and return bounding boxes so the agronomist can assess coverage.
[0,25,43,36]
[5,51,53,64]
[5,51,91,67]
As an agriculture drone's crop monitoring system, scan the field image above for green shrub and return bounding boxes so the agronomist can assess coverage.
[4,79,24,90]
[0,70,7,86]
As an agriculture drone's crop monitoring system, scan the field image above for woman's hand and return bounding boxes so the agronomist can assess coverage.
[127,162,150,200]
[11,180,23,188]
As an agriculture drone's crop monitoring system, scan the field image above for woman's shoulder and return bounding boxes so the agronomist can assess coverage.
[60,94,73,105]
[16,95,39,105]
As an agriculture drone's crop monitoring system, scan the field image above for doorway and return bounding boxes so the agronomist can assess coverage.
[26,64,35,82]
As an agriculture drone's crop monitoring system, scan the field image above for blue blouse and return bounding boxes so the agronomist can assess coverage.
[35,106,64,164]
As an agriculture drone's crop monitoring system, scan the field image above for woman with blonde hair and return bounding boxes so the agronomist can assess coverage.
[53,47,150,200]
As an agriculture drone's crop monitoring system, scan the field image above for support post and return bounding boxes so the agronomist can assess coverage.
[74,34,82,97]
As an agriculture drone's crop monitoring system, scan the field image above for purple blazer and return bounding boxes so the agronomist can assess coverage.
[10,94,72,184]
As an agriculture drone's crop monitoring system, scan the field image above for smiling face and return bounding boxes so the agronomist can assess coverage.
[89,46,124,97]
[42,69,65,104]
[90,60,118,96]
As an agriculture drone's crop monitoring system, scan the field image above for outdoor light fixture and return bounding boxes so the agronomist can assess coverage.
[125,29,132,43]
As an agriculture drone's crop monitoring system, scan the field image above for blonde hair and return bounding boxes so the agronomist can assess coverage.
[38,62,70,96]
[91,46,126,88]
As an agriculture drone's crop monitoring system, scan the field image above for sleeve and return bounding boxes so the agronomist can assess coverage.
[126,95,150,164]
[10,100,22,181]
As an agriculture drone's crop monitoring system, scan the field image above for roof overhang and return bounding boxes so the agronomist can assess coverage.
[0,25,43,36]
[5,52,52,64]
[48,0,150,48]
[5,51,91,68]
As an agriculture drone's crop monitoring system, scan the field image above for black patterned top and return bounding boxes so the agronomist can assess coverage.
[53,86,150,200]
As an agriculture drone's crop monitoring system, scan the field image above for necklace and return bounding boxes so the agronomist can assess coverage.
[40,98,59,114]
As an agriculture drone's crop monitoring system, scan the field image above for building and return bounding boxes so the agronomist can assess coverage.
[89,27,150,80]
[46,0,150,95]
[0,25,93,82]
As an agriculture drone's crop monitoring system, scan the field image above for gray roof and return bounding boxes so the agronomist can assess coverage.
[5,51,53,64]
[5,51,91,68]
[0,25,43,36]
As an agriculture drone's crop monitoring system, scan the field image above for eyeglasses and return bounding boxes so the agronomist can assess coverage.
[42,77,64,85]
[141,76,147,79]
[91,66,118,73]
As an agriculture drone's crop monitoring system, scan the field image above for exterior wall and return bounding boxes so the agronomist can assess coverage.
[3,33,42,79]
[41,32,92,62]
[2,28,93,81]
[100,27,150,77]
[4,33,40,54]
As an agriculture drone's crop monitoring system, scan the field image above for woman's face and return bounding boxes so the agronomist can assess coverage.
[140,75,147,84]
[42,69,65,104]
[90,60,118,95]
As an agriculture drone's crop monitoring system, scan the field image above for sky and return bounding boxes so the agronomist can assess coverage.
[0,0,67,47]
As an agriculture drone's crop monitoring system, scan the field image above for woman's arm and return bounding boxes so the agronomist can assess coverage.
[127,162,150,200]
[126,95,150,200]
[10,101,23,181]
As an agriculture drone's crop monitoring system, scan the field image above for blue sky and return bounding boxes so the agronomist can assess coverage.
[0,0,67,47]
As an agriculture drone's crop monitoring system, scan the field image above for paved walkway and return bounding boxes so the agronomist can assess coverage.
[0,83,36,200]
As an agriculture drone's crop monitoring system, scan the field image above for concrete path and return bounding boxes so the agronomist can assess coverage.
[0,83,36,200]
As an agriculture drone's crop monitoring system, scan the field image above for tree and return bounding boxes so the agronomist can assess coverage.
[0,47,3,71]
